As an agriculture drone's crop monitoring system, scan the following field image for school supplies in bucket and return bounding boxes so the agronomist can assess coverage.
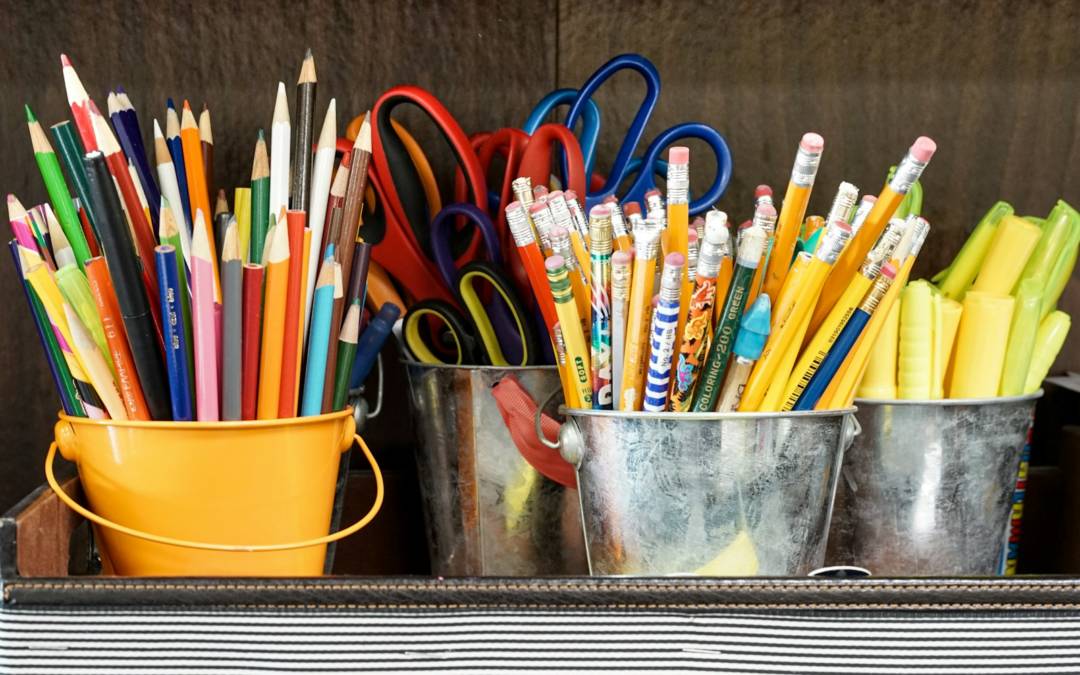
[404,363,587,576]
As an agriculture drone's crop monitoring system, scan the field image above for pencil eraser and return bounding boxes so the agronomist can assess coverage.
[623,201,641,216]
[545,255,565,271]
[644,188,661,199]
[505,201,523,215]
[756,203,777,218]
[800,132,824,153]
[602,195,619,205]
[589,204,611,218]
[754,185,772,198]
[834,220,852,232]
[550,226,568,238]
[612,250,633,265]
[881,262,898,279]
[548,190,564,200]
[669,146,690,164]
[564,189,579,201]
[910,136,937,162]
[688,229,698,242]
[862,195,878,204]
[666,252,686,267]
[529,202,549,215]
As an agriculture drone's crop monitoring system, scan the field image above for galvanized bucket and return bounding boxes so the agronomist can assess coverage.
[552,408,859,576]
[404,362,588,576]
[826,392,1041,576]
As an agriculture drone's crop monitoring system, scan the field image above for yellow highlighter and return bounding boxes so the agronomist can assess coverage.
[782,216,904,409]
[898,280,934,399]
[739,219,852,412]
[858,301,899,399]
[937,297,963,395]
[971,215,1042,296]
[1024,311,1071,394]
[1000,278,1043,396]
[948,291,1015,398]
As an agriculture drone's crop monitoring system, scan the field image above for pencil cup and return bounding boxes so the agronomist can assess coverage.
[45,408,382,576]
[825,392,1040,575]
[404,362,587,576]
[551,408,858,576]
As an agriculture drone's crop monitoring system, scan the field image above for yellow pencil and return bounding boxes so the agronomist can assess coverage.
[761,133,824,302]
[234,187,252,263]
[546,256,592,408]
[64,304,125,420]
[618,221,661,410]
[666,147,692,355]
[257,219,290,418]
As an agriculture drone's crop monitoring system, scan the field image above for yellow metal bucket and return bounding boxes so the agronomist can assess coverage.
[45,409,383,576]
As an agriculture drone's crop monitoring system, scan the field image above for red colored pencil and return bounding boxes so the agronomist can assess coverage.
[60,54,98,153]
[77,204,100,257]
[241,262,265,420]
[277,210,306,417]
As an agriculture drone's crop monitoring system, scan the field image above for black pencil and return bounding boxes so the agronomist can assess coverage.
[290,49,317,212]
[83,151,172,420]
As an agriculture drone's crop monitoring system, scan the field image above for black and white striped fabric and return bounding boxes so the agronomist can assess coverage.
[5,608,1080,673]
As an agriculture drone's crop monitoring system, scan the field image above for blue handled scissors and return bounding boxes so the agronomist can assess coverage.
[403,203,537,367]
[555,53,733,216]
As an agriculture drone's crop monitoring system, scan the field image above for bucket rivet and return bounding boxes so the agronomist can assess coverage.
[558,421,584,467]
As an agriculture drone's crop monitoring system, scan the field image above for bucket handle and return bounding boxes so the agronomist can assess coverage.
[44,434,384,553]
[535,386,563,450]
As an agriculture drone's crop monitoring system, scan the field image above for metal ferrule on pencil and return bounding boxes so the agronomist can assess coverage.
[861,218,907,277]
[695,230,726,281]
[889,151,930,194]
[751,201,778,236]
[658,257,683,302]
[825,182,859,229]
[505,202,536,247]
[814,220,853,264]
[548,193,574,232]
[666,161,689,205]
[790,144,823,188]
[857,271,895,314]
[849,196,876,234]
[531,202,557,252]
[605,198,629,238]
[565,195,590,239]
[908,216,932,257]
[635,219,662,259]
[645,191,664,215]
[588,208,613,254]
[612,256,632,302]
[550,227,579,270]
[511,177,534,209]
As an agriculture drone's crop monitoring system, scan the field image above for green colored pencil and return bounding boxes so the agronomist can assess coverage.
[27,110,92,268]
[249,130,270,263]
[331,300,361,411]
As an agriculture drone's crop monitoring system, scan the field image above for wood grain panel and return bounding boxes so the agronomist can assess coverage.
[0,0,557,510]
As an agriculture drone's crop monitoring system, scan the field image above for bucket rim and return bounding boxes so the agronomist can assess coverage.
[854,389,1043,407]
[559,406,857,421]
[402,360,560,373]
[57,406,354,430]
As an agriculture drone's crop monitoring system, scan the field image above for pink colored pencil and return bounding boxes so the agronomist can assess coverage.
[191,216,219,421]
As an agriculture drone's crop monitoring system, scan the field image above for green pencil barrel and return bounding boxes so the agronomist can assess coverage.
[35,150,92,268]
[691,262,755,412]
[249,176,270,263]
[50,122,99,244]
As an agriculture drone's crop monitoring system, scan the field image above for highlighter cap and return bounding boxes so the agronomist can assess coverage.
[734,294,772,359]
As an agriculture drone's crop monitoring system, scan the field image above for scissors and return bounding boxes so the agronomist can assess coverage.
[360,86,491,307]
[553,53,734,215]
[403,203,536,366]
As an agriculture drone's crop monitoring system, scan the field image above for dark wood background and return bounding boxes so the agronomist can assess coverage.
[2,0,1079,511]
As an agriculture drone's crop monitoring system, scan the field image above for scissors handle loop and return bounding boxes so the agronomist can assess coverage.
[458,262,535,367]
[429,203,503,291]
[517,124,588,199]
[623,122,734,215]
[524,89,601,163]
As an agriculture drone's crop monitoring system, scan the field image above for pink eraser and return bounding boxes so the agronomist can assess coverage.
[589,204,611,218]
[548,190,564,200]
[602,194,619,204]
[564,189,579,201]
[612,250,633,265]
[738,219,752,230]
[550,226,568,238]
[651,295,660,307]
[688,229,698,242]
[533,185,549,197]
[881,263,898,279]
[754,185,772,198]
[669,146,690,164]
[692,215,705,225]
[910,136,937,162]
[800,132,824,153]
[505,200,522,215]
[834,220,852,232]
[623,201,641,216]
[666,252,685,266]
[545,255,565,271]
[644,188,661,198]
[757,203,777,218]
[528,202,548,215]
[862,195,878,203]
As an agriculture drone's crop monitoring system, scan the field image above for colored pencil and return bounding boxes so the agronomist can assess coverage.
[26,105,92,267]
[220,222,243,420]
[158,202,194,383]
[331,299,361,411]
[9,239,80,415]
[64,303,125,420]
[109,90,160,228]
[269,82,291,224]
[249,130,270,263]
[51,220,112,374]
[588,205,614,408]
[241,262,264,420]
[153,119,193,268]
[336,116,371,300]
[165,100,193,228]
[199,104,214,199]
[190,215,218,421]
[83,150,170,419]
[278,210,306,417]
[85,257,149,419]
[304,98,336,335]
[214,189,229,259]
[181,101,218,296]
[301,253,335,415]
[50,120,98,238]
[75,201,99,257]
[234,187,252,264]
[321,159,349,255]
[291,50,317,212]
[60,54,97,152]
[320,253,346,413]
[8,195,41,255]
[257,219,290,418]
[155,244,193,421]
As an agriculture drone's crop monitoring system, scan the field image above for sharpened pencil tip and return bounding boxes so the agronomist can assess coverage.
[24,104,35,123]
[60,53,71,68]
[304,47,313,59]
[166,97,176,110]
[182,99,192,111]
[257,128,265,141]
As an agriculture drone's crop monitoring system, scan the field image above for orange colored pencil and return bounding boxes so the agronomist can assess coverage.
[277,210,306,418]
[180,100,219,298]
[84,257,150,420]
[257,219,290,418]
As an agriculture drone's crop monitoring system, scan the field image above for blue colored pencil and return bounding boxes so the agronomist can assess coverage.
[792,311,869,411]
[155,244,193,420]
[109,89,160,229]
[9,239,79,415]
[165,99,192,229]
[350,302,401,389]
[300,253,337,416]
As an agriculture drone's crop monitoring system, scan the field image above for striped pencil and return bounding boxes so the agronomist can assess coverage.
[643,254,685,412]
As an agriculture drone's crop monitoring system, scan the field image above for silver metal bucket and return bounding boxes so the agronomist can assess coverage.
[826,392,1041,576]
[554,408,859,576]
[404,363,588,576]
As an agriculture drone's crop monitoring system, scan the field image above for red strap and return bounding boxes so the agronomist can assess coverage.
[490,376,577,489]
